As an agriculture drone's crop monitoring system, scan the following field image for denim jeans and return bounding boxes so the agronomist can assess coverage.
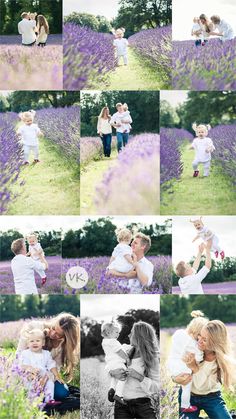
[179,390,232,419]
[101,133,112,157]
[116,132,129,152]
[114,397,156,418]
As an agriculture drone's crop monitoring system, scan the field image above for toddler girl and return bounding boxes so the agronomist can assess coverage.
[17,110,43,164]
[167,311,208,413]
[121,103,132,134]
[190,216,225,259]
[27,233,47,285]
[19,328,63,406]
[107,228,134,273]
[190,123,215,177]
[191,17,205,46]
[113,28,129,65]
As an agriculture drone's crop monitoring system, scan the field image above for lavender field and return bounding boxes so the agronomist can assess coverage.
[80,136,116,166]
[62,255,172,295]
[172,38,236,90]
[173,281,236,295]
[0,256,62,294]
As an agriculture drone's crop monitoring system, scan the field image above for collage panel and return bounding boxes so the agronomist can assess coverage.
[63,0,172,90]
[0,0,63,90]
[62,216,172,295]
[172,0,236,90]
[160,294,236,418]
[0,294,80,416]
[0,216,63,295]
[80,90,160,215]
[160,90,236,215]
[172,216,236,295]
[0,90,80,216]
[80,294,159,419]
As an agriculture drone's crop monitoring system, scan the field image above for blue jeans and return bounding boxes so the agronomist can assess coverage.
[179,390,232,418]
[101,133,112,157]
[116,132,129,152]
[114,398,156,418]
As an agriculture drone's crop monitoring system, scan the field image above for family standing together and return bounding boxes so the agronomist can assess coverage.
[18,11,49,46]
[191,14,234,45]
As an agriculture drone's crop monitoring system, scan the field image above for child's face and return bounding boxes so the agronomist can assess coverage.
[117,105,123,113]
[24,116,33,125]
[116,31,123,38]
[196,128,207,138]
[28,236,37,246]
[193,17,199,23]
[108,327,120,339]
[193,221,203,230]
[28,335,43,352]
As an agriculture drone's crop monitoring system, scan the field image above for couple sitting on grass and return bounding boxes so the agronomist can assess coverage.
[18,11,49,46]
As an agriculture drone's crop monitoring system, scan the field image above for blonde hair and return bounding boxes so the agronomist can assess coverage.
[101,321,121,338]
[123,103,128,111]
[116,102,123,109]
[115,228,132,243]
[26,328,45,345]
[21,12,29,18]
[11,238,25,255]
[134,232,151,254]
[131,321,159,376]
[99,106,110,119]
[192,123,211,135]
[27,232,38,242]
[187,311,208,340]
[19,110,36,122]
[175,261,186,277]
[211,15,221,25]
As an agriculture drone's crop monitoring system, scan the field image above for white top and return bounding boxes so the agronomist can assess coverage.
[108,243,133,273]
[97,117,112,135]
[178,266,210,294]
[11,254,46,294]
[216,20,234,40]
[197,226,214,241]
[110,111,132,133]
[18,19,36,44]
[17,123,41,146]
[102,338,127,370]
[19,348,56,375]
[112,243,132,259]
[36,26,48,44]
[192,23,202,38]
[113,38,128,55]
[191,360,221,394]
[29,242,44,261]
[191,137,215,162]
[128,257,154,293]
[167,329,203,376]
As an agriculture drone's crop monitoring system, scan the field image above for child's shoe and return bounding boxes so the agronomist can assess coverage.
[220,250,225,260]
[46,400,62,406]
[108,388,115,402]
[41,277,47,285]
[114,395,127,405]
[33,159,40,163]
[193,170,199,177]
[23,161,29,165]
[215,251,219,258]
[181,405,198,413]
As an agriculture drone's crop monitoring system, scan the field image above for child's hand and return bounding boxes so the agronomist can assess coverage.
[126,358,131,367]
[55,376,64,384]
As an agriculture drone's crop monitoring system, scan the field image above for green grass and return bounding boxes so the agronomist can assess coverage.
[161,142,236,215]
[80,149,118,215]
[100,48,167,90]
[7,137,80,215]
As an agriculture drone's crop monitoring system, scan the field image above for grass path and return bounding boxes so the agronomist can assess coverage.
[161,142,236,215]
[100,48,165,90]
[80,150,118,215]
[7,138,79,215]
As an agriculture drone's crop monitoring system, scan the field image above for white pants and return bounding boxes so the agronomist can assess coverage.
[23,145,39,161]
[43,378,55,402]
[181,382,192,408]
[110,376,126,398]
[192,159,211,176]
[117,53,128,65]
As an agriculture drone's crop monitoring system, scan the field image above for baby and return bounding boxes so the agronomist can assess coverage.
[167,311,208,414]
[27,233,47,285]
[107,228,134,274]
[113,28,129,65]
[17,110,43,165]
[19,328,63,406]
[190,217,225,259]
[191,17,205,45]
[190,123,215,177]
[121,104,132,134]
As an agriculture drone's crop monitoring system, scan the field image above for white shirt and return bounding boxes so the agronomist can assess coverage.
[178,266,210,294]
[18,19,36,44]
[36,26,48,44]
[192,137,215,162]
[216,20,234,40]
[102,338,127,370]
[128,257,154,293]
[19,348,56,374]
[108,243,133,273]
[113,38,128,55]
[97,117,112,135]
[17,123,41,146]
[110,111,132,133]
[197,226,214,241]
[11,254,46,294]
[192,23,202,38]
[29,243,43,261]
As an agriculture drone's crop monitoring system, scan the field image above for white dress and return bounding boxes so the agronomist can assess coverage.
[191,137,215,163]
[29,243,46,279]
[108,243,133,273]
[196,226,221,253]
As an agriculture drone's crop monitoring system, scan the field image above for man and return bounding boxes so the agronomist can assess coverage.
[110,103,132,152]
[11,238,48,294]
[210,15,234,42]
[175,239,212,295]
[106,232,154,293]
[18,12,37,46]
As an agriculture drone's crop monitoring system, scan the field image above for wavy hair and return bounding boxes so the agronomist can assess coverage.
[131,321,159,376]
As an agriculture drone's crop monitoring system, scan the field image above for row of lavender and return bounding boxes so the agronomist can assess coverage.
[80,136,116,166]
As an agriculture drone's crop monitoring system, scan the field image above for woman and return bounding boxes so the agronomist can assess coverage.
[36,14,49,47]
[173,320,235,418]
[199,14,214,44]
[110,321,159,419]
[97,106,112,157]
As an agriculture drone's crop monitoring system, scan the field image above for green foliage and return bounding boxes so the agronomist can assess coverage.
[81,91,159,136]
[160,100,180,127]
[64,12,112,33]
[0,94,9,112]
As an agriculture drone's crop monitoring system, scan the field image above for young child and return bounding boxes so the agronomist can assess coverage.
[19,328,63,406]
[189,123,215,177]
[107,228,134,274]
[167,311,208,413]
[190,216,225,259]
[113,28,129,66]
[17,110,43,165]
[191,17,205,46]
[121,103,132,134]
[27,233,47,285]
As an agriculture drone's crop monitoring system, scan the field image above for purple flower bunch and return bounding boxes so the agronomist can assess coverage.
[80,136,116,166]
[94,134,160,215]
[0,113,24,214]
[172,38,236,90]
[210,124,236,185]
[63,24,116,90]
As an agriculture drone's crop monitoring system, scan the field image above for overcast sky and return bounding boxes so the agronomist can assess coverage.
[173,0,236,40]
[161,91,188,107]
[0,216,63,234]
[81,294,160,322]
[172,216,236,266]
[63,0,119,19]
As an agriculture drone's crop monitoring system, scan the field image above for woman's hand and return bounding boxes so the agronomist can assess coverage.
[172,373,192,385]
[182,352,199,373]
[110,368,127,381]
[127,368,144,382]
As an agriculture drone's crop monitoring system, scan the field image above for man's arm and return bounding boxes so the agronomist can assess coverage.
[192,243,205,271]
[105,269,136,278]
[18,22,22,35]
[133,262,149,286]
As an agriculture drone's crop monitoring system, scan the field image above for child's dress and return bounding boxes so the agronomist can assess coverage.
[196,226,221,253]
[17,123,41,162]
[107,243,133,273]
[29,242,46,279]
[191,137,215,176]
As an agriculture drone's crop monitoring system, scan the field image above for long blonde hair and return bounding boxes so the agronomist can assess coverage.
[186,310,208,340]
[132,321,159,376]
[37,15,49,34]
[99,106,110,120]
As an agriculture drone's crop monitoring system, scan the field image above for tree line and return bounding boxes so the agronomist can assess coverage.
[81,91,159,137]
[62,218,172,258]
[0,0,62,35]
